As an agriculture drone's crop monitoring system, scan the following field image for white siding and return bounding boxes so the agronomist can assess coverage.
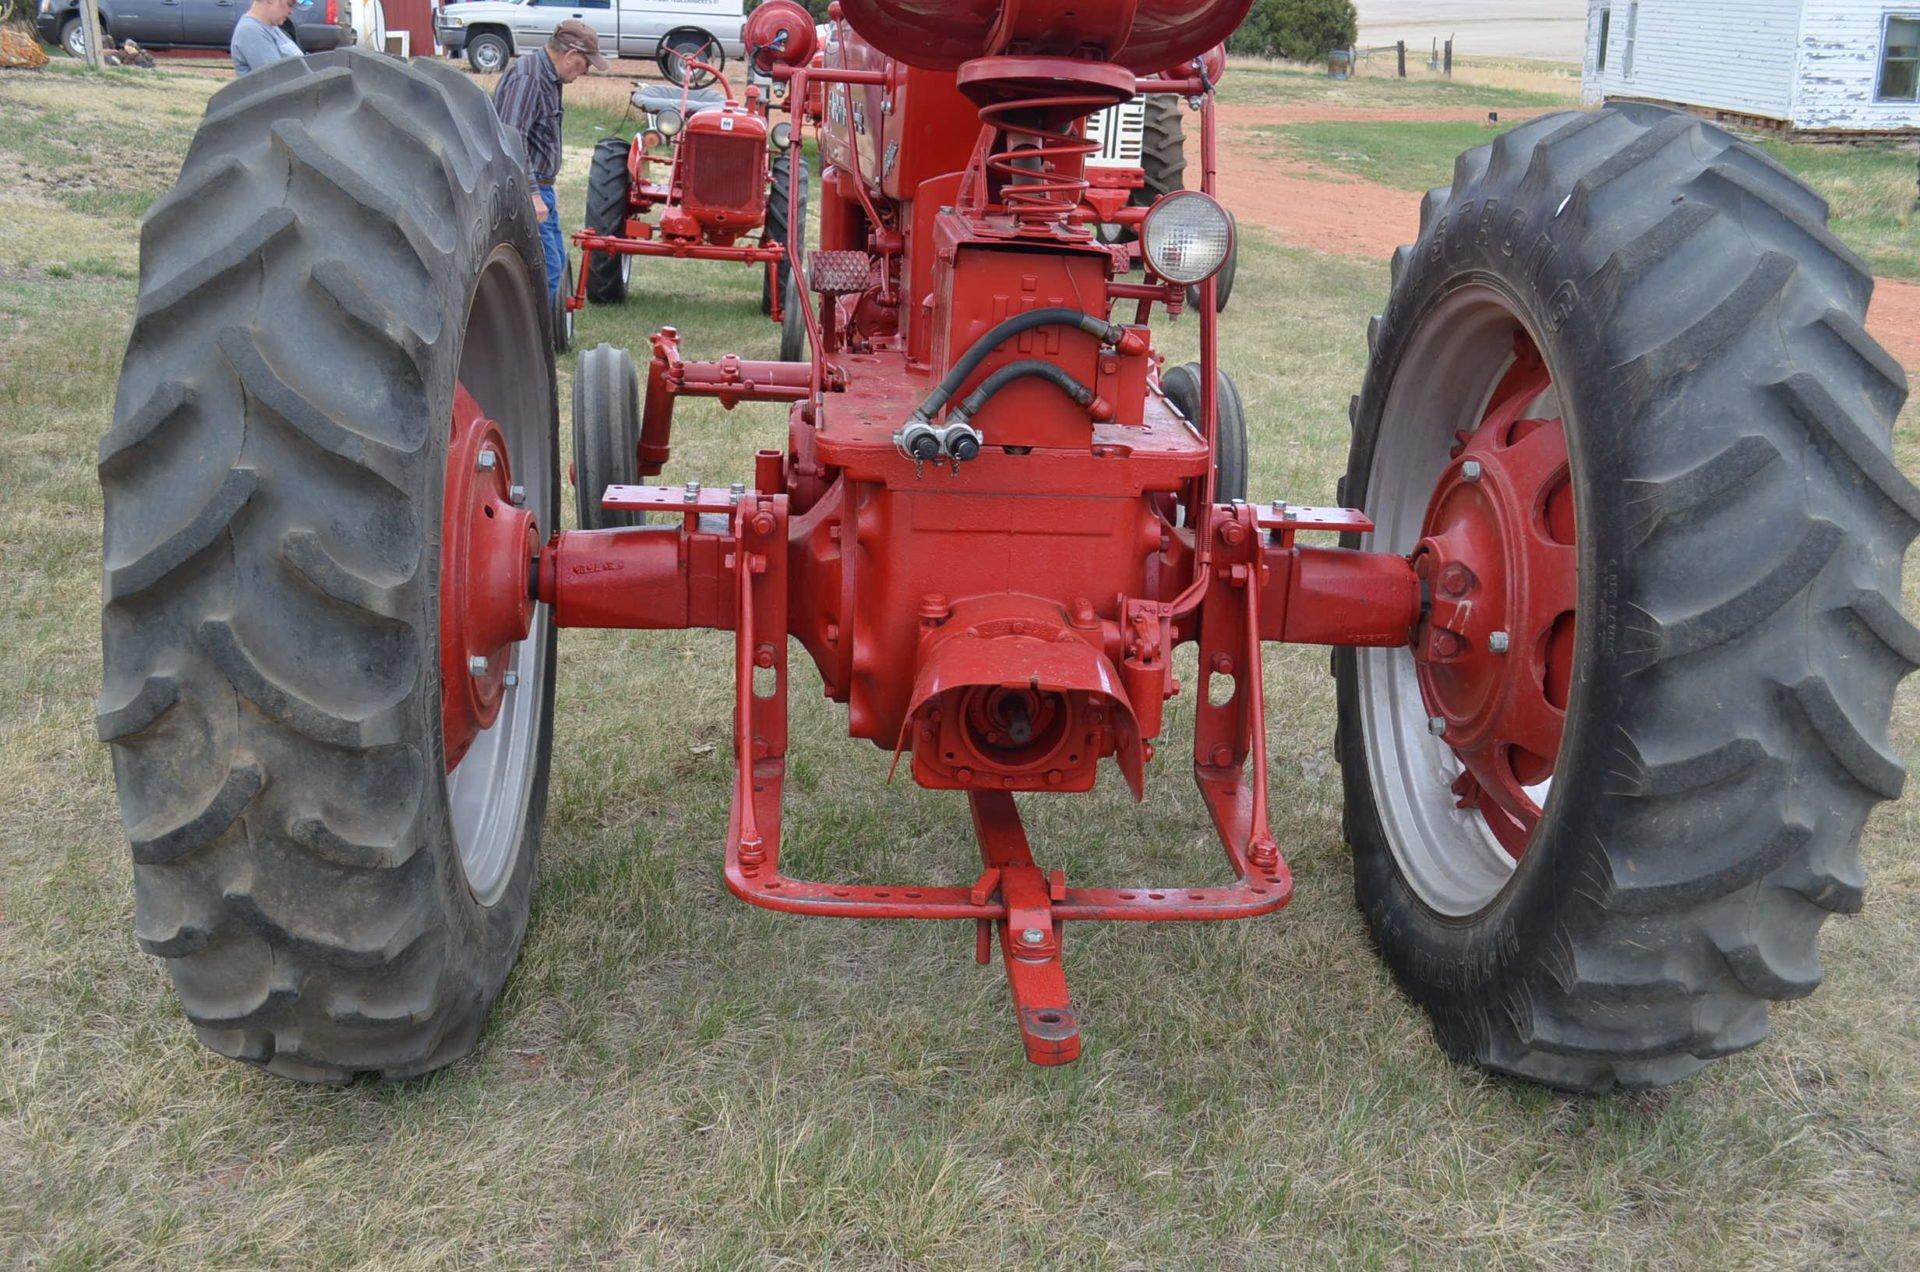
[1582,0,1802,121]
[1793,2,1920,129]
[1581,1,1607,103]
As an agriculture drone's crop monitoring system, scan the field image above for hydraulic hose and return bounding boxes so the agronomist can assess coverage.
[911,307,1141,425]
[945,359,1111,450]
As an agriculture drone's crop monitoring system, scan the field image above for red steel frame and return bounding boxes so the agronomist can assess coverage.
[452,13,1549,1064]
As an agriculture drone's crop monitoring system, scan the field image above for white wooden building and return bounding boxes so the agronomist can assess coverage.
[1581,0,1920,134]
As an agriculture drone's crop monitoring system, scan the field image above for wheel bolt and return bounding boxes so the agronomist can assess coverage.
[502,670,519,688]
[1020,927,1046,946]
[468,655,489,676]
[477,449,498,472]
[1460,459,1482,483]
[509,484,526,506]
[1488,630,1510,653]
[1427,716,1448,735]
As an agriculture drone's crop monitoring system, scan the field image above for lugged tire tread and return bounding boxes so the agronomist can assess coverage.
[1343,102,1915,1092]
[102,50,549,1082]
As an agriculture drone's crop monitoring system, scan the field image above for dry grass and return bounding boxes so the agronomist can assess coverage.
[2,62,1919,1268]
[1220,56,1579,109]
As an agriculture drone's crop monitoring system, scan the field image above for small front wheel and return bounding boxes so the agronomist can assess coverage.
[572,343,641,531]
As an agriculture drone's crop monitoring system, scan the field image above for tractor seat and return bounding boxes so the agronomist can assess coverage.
[632,84,728,117]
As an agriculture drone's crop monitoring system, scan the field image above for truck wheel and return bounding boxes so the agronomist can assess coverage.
[1337,103,1917,1091]
[762,149,808,316]
[1161,362,1247,504]
[466,31,509,74]
[584,136,631,304]
[99,50,558,1082]
[61,15,104,59]
[572,343,640,530]
[552,255,574,353]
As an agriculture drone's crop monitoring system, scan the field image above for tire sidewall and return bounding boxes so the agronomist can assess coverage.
[413,109,558,1015]
[1339,156,1634,1023]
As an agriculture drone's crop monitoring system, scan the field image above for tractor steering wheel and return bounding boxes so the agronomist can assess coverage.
[657,28,724,88]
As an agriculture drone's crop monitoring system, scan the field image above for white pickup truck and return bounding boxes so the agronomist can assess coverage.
[435,0,746,75]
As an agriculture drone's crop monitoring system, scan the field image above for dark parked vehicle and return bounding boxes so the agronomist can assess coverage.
[34,0,353,61]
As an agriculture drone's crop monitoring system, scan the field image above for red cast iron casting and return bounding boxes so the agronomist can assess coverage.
[441,384,537,771]
[1411,331,1577,858]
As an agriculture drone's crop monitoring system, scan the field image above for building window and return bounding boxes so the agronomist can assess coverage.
[1597,8,1611,73]
[1624,2,1639,77]
[1881,15,1920,101]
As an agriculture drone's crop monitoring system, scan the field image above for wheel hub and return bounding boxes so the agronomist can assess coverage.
[1411,335,1577,859]
[441,383,538,771]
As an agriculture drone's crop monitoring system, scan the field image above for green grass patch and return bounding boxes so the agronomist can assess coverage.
[1262,118,1920,280]
[1220,60,1575,110]
[1761,139,1920,281]
[1257,118,1518,191]
[0,62,1917,1272]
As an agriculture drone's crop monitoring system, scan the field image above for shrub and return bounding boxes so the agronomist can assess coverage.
[1231,0,1359,62]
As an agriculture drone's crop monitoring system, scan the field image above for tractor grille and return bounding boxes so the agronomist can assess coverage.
[682,130,764,217]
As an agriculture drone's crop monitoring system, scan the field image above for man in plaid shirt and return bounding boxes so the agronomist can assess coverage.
[491,19,607,303]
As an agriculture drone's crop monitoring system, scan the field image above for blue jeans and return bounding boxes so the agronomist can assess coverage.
[537,184,564,303]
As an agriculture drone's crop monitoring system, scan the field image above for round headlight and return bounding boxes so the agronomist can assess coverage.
[770,120,792,150]
[655,107,684,138]
[1141,190,1233,286]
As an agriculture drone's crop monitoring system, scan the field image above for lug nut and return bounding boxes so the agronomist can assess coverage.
[468,655,489,676]
[1488,630,1510,653]
[502,670,519,688]
[509,484,526,506]
[1427,716,1448,736]
[476,449,498,472]
[1460,459,1483,483]
[1020,927,1046,946]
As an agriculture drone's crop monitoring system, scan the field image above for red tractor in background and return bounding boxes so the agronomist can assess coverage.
[573,14,813,365]
[101,0,1915,1090]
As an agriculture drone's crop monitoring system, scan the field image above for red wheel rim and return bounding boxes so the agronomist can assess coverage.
[1411,329,1577,860]
[441,382,539,772]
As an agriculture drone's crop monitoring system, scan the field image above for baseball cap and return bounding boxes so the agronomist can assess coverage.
[553,19,609,71]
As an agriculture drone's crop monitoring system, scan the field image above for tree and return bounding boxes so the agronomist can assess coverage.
[1230,0,1358,62]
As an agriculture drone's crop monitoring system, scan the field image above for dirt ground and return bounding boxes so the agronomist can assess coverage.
[1213,100,1920,369]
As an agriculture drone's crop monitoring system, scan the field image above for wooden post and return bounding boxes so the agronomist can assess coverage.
[79,0,103,67]
[1397,40,1406,77]
[1444,37,1453,78]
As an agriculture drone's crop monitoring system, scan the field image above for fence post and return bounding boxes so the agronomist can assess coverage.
[1444,37,1453,78]
[1397,39,1406,77]
[79,0,104,67]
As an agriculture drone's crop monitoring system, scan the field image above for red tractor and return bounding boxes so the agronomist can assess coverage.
[101,0,1915,1090]
[573,9,813,364]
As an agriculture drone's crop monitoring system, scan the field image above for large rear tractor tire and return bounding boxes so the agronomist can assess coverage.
[99,50,559,1082]
[762,148,808,317]
[584,136,632,304]
[572,343,641,531]
[1337,103,1917,1091]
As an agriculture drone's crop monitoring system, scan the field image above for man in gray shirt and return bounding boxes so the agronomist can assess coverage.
[231,0,301,75]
